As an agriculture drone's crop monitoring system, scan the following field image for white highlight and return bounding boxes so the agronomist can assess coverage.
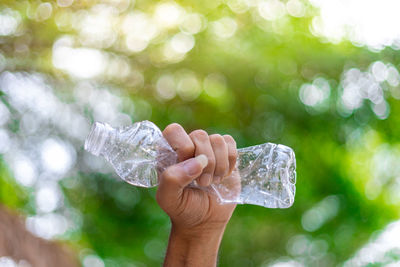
[41,138,75,175]
[344,220,400,266]
[123,12,159,52]
[211,17,237,39]
[35,3,53,21]
[286,0,305,18]
[0,9,20,36]
[156,74,176,100]
[35,182,62,213]
[176,71,202,101]
[299,77,330,108]
[0,129,10,153]
[170,33,195,54]
[53,37,107,79]
[26,213,68,240]
[338,61,399,119]
[154,2,183,28]
[77,5,117,48]
[258,0,286,21]
[83,255,105,267]
[13,156,37,187]
[309,0,400,51]
[180,13,204,34]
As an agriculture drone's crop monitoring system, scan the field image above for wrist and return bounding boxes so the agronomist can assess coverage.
[171,221,227,241]
[164,224,226,267]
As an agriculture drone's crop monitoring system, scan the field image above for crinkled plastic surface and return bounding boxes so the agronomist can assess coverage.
[85,120,297,208]
[85,121,177,187]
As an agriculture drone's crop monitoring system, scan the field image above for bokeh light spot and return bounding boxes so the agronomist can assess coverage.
[299,77,330,111]
[26,213,68,239]
[41,138,75,175]
[226,0,251,14]
[337,61,399,118]
[211,17,237,39]
[0,8,20,36]
[204,73,227,98]
[0,129,10,153]
[13,156,37,187]
[180,13,204,34]
[57,0,74,8]
[53,39,107,79]
[286,0,305,18]
[170,33,195,54]
[258,0,286,21]
[35,3,53,21]
[77,5,118,48]
[156,74,176,100]
[302,195,340,232]
[83,255,105,267]
[154,2,183,28]
[176,71,201,101]
[36,183,62,213]
[123,12,159,52]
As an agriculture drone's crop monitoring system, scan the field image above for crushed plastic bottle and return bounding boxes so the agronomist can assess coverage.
[85,120,296,208]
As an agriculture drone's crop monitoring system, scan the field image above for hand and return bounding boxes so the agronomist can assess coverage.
[156,123,238,267]
[157,123,238,232]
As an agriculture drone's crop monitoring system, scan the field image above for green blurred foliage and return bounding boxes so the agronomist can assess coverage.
[0,0,400,266]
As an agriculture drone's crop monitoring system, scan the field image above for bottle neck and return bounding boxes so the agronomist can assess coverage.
[84,122,113,156]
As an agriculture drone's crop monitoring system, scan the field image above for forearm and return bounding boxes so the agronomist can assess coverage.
[164,225,226,267]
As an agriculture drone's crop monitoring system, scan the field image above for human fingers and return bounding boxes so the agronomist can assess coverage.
[156,155,208,211]
[209,134,229,184]
[223,135,238,177]
[189,130,216,187]
[163,123,195,162]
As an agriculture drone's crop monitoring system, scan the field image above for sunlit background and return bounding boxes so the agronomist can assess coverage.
[0,0,400,266]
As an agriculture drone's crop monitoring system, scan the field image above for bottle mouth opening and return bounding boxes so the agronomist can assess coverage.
[84,122,108,156]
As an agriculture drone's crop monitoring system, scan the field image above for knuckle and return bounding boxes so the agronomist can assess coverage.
[190,129,208,141]
[163,123,183,135]
[223,134,236,145]
[210,134,225,145]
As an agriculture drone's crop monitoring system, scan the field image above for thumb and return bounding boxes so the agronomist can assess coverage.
[157,155,208,204]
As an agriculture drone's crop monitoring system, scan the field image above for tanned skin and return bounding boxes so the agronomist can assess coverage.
[156,123,238,267]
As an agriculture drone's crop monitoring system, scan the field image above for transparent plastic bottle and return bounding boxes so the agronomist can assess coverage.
[85,121,296,208]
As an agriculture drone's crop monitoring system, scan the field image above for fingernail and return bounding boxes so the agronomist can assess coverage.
[183,155,208,177]
[214,176,221,184]
[195,154,208,168]
[183,158,200,176]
